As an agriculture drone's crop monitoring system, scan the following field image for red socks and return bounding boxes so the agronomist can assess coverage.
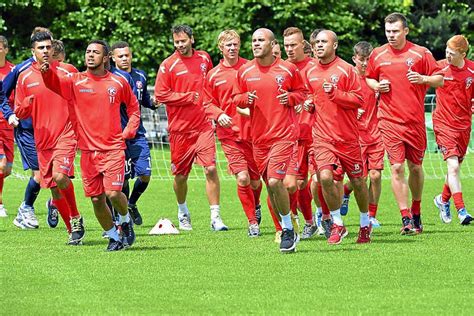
[343,183,352,196]
[441,183,451,203]
[53,196,72,233]
[298,185,313,223]
[59,181,80,218]
[368,203,378,217]
[411,200,421,216]
[237,184,257,224]
[253,181,262,206]
[267,196,282,232]
[0,172,4,204]
[317,183,330,218]
[289,191,298,216]
[453,192,465,210]
[400,208,411,219]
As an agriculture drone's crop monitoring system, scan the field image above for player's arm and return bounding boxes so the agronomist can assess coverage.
[286,69,308,107]
[0,64,24,121]
[121,84,141,140]
[154,64,197,107]
[202,75,224,119]
[13,79,33,120]
[41,62,73,101]
[139,74,155,110]
[231,70,256,108]
[327,68,363,110]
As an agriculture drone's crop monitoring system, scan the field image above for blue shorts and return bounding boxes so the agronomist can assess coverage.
[14,127,39,171]
[125,135,152,179]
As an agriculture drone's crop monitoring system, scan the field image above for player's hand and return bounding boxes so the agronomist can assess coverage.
[217,113,232,128]
[378,79,391,93]
[40,61,50,74]
[295,103,303,113]
[236,107,250,117]
[407,70,426,85]
[151,96,164,109]
[276,88,289,106]
[8,114,19,127]
[322,80,333,93]
[192,92,200,104]
[357,108,365,120]
[248,90,258,105]
[303,99,314,112]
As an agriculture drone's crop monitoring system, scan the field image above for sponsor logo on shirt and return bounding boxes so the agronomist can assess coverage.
[26,82,40,88]
[107,86,117,104]
[246,77,260,82]
[79,89,93,93]
[466,77,473,89]
[112,181,124,186]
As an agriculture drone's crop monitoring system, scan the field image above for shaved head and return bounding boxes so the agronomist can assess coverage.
[319,30,338,44]
[253,28,275,42]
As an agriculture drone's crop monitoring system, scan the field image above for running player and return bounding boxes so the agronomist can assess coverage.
[282,27,317,239]
[433,35,473,225]
[155,25,227,231]
[41,39,140,251]
[306,30,371,244]
[232,28,307,252]
[15,31,85,244]
[112,41,154,225]
[366,12,443,234]
[272,40,282,58]
[203,30,263,236]
[340,41,384,228]
[0,35,14,217]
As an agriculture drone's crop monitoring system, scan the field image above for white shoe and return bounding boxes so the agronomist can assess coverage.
[434,194,452,224]
[178,213,192,231]
[0,204,7,217]
[211,215,228,231]
[14,203,39,229]
[369,216,381,228]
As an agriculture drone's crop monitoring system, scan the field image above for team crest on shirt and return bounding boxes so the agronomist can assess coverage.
[275,74,285,85]
[466,77,473,89]
[107,86,117,104]
[200,63,208,73]
[330,74,339,85]
[406,58,415,68]
[136,81,143,89]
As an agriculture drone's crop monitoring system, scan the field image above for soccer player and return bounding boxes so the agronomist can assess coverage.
[366,12,443,234]
[433,35,473,225]
[41,39,140,251]
[0,27,52,229]
[155,25,227,231]
[340,41,384,228]
[272,40,281,58]
[0,35,15,217]
[282,27,317,239]
[305,30,371,244]
[232,28,307,252]
[203,30,263,236]
[112,41,155,225]
[15,31,85,244]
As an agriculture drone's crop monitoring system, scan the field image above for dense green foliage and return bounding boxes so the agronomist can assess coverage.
[1,0,473,81]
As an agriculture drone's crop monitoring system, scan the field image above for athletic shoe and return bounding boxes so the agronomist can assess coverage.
[13,203,39,229]
[248,223,260,237]
[458,208,473,225]
[121,220,136,247]
[67,234,83,246]
[46,199,59,228]
[106,238,124,251]
[128,204,143,225]
[400,216,415,235]
[356,225,371,243]
[0,204,7,217]
[178,213,192,231]
[301,223,318,240]
[322,218,333,239]
[328,224,348,244]
[101,231,109,239]
[280,228,297,253]
[369,216,381,228]
[255,204,262,225]
[315,211,325,236]
[413,214,423,234]
[211,215,228,231]
[340,194,350,216]
[70,216,85,243]
[274,230,282,243]
[433,194,452,224]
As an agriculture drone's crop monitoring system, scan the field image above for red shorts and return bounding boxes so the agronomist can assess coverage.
[37,138,76,189]
[253,141,296,180]
[314,140,364,180]
[0,128,14,164]
[220,138,260,180]
[361,141,385,172]
[295,139,312,180]
[434,124,471,162]
[169,128,216,176]
[286,141,300,177]
[379,121,426,165]
[81,149,125,197]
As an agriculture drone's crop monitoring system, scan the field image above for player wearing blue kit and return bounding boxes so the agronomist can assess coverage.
[112,41,154,225]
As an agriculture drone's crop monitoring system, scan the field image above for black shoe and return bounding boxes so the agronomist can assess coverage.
[70,216,85,242]
[46,198,59,228]
[128,204,143,225]
[106,238,124,251]
[280,228,297,253]
[400,216,415,235]
[255,204,262,225]
[121,220,136,247]
[322,218,333,239]
[412,214,423,234]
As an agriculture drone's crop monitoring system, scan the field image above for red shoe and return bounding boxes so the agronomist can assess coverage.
[356,225,371,243]
[328,224,348,245]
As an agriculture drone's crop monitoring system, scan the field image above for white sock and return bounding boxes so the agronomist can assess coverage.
[119,213,130,224]
[106,226,120,241]
[331,209,343,226]
[178,202,189,217]
[280,213,293,230]
[210,205,220,219]
[316,207,322,215]
[360,212,370,227]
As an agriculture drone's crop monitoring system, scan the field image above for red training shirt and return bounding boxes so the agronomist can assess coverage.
[357,73,381,145]
[0,60,15,130]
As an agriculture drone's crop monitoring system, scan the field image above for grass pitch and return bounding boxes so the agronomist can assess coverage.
[1,169,474,314]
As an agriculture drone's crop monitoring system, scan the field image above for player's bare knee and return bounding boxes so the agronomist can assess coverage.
[250,180,261,190]
[407,163,423,177]
[106,190,122,202]
[267,177,282,190]
[139,175,151,183]
[319,170,333,187]
[297,179,307,190]
[53,172,69,187]
[174,174,188,185]
[91,195,105,206]
[369,170,382,183]
[236,172,250,186]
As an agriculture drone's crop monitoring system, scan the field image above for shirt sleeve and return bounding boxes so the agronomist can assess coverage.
[202,74,225,121]
[41,65,74,102]
[232,70,250,108]
[366,51,379,80]
[288,69,308,107]
[328,67,363,110]
[154,62,195,107]
[423,50,443,76]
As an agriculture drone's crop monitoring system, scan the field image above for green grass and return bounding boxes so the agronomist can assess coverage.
[1,172,474,314]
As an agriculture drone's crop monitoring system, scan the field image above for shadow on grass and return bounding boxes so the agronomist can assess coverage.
[317,247,362,253]
[371,238,418,244]
[126,244,192,251]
